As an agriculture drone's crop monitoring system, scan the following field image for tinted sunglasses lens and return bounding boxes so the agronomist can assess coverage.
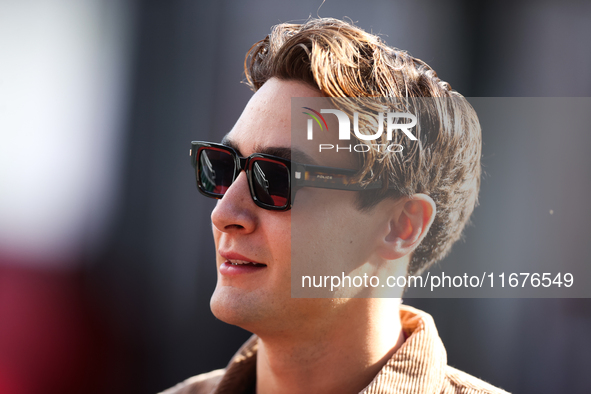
[197,148,235,195]
[250,159,289,208]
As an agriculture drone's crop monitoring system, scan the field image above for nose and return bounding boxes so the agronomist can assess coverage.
[211,171,258,234]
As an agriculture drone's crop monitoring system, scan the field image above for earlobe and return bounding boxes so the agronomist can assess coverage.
[378,194,436,261]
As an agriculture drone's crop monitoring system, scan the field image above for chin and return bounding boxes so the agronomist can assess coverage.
[210,285,266,331]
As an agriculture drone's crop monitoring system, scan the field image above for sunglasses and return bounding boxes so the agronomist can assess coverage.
[190,141,383,211]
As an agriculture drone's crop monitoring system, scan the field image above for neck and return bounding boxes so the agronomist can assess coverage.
[255,298,404,394]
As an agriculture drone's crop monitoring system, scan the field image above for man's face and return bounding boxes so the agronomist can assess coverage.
[209,78,391,335]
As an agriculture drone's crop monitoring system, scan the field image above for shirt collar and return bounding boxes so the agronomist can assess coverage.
[213,305,447,394]
[360,305,447,394]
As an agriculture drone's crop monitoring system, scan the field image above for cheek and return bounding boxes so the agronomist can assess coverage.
[291,191,371,275]
[264,213,291,258]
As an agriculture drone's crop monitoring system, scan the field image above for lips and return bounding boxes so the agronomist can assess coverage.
[226,259,266,267]
[218,251,267,276]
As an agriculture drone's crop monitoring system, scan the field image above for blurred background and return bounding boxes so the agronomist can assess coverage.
[1,0,590,393]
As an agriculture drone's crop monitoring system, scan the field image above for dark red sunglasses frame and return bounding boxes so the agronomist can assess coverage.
[190,141,384,211]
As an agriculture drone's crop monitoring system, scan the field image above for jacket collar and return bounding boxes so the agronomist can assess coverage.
[213,305,447,394]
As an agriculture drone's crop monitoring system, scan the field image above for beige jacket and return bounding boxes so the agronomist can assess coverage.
[161,305,509,394]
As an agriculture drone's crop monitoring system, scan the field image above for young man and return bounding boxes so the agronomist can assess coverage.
[163,18,508,394]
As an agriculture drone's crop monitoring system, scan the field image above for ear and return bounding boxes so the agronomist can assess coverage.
[376,194,436,261]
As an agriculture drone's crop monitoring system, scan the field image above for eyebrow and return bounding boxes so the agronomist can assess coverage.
[221,136,318,165]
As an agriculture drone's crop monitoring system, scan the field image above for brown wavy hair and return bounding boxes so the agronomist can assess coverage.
[243,18,481,276]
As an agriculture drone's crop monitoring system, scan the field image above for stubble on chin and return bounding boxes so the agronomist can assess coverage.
[209,285,269,329]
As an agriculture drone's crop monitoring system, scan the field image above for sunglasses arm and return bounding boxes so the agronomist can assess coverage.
[292,163,384,191]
